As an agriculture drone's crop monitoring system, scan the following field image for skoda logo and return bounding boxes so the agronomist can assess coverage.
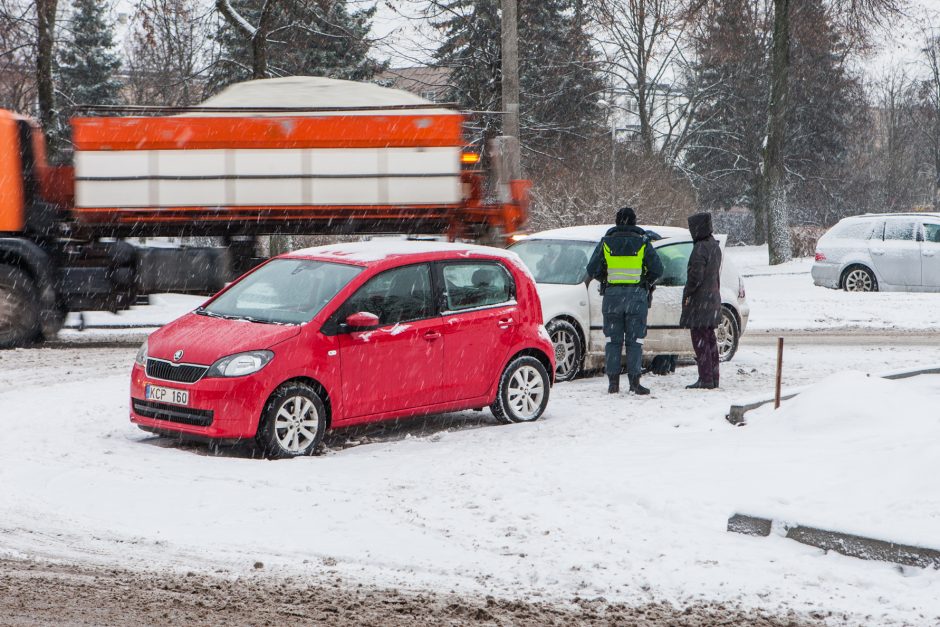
[173,350,184,362]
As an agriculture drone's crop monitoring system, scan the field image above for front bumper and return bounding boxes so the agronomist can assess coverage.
[129,364,269,440]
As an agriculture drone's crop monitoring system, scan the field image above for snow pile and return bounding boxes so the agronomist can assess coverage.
[740,371,940,548]
[187,76,456,117]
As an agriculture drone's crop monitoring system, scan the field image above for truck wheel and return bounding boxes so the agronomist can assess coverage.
[0,265,41,349]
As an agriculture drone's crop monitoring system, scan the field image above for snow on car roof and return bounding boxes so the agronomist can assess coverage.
[288,240,521,264]
[184,76,458,117]
[523,224,692,243]
[288,240,537,281]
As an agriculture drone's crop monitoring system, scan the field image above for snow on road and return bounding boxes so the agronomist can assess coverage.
[2,340,939,625]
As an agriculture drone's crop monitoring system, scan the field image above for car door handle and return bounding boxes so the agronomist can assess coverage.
[498,317,515,329]
[924,251,936,257]
[423,330,442,341]
[871,249,885,255]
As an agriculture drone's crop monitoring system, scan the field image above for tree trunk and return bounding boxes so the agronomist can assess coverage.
[757,0,792,264]
[251,32,267,79]
[36,0,59,160]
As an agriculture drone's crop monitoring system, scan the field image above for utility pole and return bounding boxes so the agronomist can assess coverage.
[500,0,521,179]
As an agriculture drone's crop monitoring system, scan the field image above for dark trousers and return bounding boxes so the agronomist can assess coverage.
[602,285,648,377]
[690,327,719,385]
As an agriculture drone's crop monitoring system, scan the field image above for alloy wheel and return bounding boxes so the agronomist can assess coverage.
[507,365,546,420]
[552,328,578,379]
[715,310,738,362]
[273,395,320,454]
[844,268,874,292]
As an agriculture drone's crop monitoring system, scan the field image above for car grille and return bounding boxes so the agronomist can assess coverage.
[146,358,208,383]
[132,399,214,427]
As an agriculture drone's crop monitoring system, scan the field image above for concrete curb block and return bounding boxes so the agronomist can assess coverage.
[725,365,940,425]
[727,513,940,569]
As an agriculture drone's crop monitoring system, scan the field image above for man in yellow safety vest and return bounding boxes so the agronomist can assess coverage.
[585,207,664,395]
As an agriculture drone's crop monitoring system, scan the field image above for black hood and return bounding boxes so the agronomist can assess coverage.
[688,213,713,241]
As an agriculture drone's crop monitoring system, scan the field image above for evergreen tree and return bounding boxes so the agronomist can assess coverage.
[208,0,384,94]
[57,0,122,109]
[433,0,604,156]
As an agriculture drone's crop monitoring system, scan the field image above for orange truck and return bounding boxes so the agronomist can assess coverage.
[0,78,529,348]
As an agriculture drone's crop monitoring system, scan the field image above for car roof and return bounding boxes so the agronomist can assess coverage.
[847,212,940,220]
[521,224,692,243]
[284,240,526,270]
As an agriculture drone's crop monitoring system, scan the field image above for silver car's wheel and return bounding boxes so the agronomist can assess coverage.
[258,384,327,458]
[716,308,739,362]
[546,319,582,382]
[491,356,551,424]
[843,266,877,292]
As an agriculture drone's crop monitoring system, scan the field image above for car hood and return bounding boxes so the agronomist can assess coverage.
[147,312,302,365]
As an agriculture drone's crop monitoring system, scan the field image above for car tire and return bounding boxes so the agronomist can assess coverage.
[0,265,41,349]
[841,265,878,292]
[490,355,551,424]
[257,383,327,459]
[716,307,739,363]
[546,318,583,382]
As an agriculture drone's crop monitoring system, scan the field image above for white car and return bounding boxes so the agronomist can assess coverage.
[812,213,940,292]
[509,225,750,381]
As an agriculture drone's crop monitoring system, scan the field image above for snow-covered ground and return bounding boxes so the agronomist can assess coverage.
[2,338,940,625]
[727,246,940,332]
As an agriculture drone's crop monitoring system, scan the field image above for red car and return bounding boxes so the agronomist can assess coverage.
[130,242,555,458]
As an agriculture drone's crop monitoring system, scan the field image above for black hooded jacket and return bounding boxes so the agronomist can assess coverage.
[586,224,664,290]
[680,213,722,329]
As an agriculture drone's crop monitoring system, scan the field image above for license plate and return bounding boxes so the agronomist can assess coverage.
[145,384,189,406]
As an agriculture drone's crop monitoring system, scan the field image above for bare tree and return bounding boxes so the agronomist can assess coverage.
[918,19,940,210]
[588,0,708,161]
[757,0,901,265]
[125,0,213,106]
[0,0,37,112]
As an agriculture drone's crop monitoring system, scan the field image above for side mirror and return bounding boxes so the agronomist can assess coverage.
[344,311,380,330]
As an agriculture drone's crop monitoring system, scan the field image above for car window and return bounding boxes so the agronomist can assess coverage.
[655,242,693,287]
[201,259,362,325]
[884,220,915,241]
[442,262,514,311]
[923,223,940,243]
[340,264,434,326]
[507,239,595,285]
[830,220,874,240]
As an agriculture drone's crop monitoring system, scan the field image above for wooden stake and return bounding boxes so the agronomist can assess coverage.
[774,337,784,409]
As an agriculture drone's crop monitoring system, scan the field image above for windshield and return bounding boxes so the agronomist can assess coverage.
[198,258,362,325]
[509,239,596,285]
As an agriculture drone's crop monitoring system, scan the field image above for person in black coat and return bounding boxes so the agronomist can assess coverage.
[680,212,722,389]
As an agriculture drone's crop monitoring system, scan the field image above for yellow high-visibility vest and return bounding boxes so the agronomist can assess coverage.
[603,242,646,285]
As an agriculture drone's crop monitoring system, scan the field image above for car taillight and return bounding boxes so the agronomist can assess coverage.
[738,277,746,300]
[815,251,826,261]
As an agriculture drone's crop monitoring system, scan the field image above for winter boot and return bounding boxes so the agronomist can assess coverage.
[628,374,650,395]
[607,375,620,394]
[686,380,706,389]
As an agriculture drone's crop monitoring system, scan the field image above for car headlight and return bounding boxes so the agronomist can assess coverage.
[205,350,274,378]
[134,339,148,366]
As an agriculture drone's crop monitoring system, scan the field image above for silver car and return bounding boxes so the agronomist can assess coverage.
[812,213,940,292]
